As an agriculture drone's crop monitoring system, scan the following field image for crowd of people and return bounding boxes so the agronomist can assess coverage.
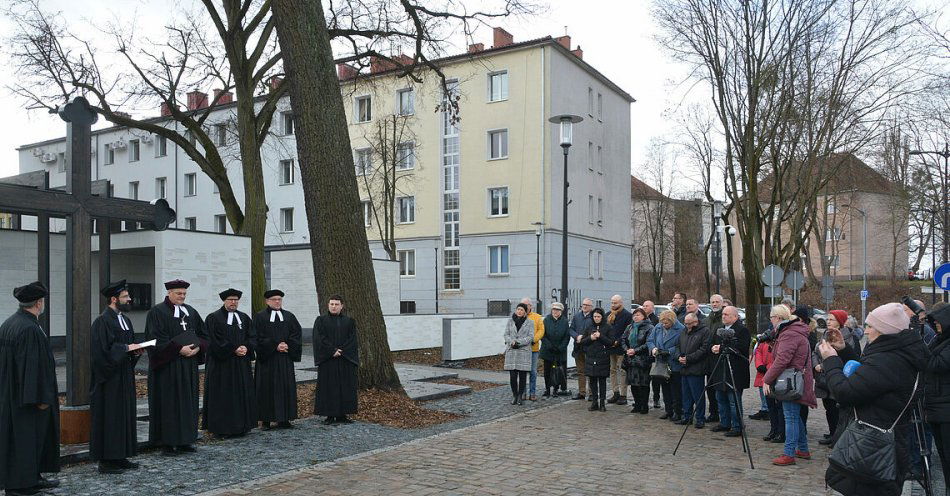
[504,291,950,495]
[0,280,361,496]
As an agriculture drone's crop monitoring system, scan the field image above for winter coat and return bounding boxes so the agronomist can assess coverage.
[812,326,859,400]
[708,322,751,391]
[753,341,772,388]
[622,321,654,387]
[762,319,817,407]
[607,308,632,356]
[673,305,687,324]
[580,323,615,378]
[706,309,723,335]
[822,329,929,496]
[678,324,712,376]
[924,305,950,423]
[539,314,570,363]
[503,318,534,372]
[527,312,545,352]
[569,311,594,357]
[647,320,685,373]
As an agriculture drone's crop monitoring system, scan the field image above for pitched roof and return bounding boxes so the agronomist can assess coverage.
[630,175,668,201]
[755,152,897,201]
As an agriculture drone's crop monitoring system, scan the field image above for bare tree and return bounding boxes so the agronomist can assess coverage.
[633,140,678,300]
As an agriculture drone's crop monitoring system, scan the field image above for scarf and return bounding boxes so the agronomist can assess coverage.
[608,308,620,325]
[512,313,527,330]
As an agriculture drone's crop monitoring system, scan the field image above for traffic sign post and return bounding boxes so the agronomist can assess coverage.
[936,263,950,291]
[785,270,805,305]
[761,264,785,307]
[860,290,869,301]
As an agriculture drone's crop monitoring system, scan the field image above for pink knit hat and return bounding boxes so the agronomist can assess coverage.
[865,302,910,335]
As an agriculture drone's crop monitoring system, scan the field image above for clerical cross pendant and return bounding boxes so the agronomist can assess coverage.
[180,319,188,331]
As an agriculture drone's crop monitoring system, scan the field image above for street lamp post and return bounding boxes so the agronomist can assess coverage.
[533,222,543,312]
[548,114,583,310]
[844,204,868,325]
[910,144,950,303]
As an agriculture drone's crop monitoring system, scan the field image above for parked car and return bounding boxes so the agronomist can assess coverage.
[698,304,712,316]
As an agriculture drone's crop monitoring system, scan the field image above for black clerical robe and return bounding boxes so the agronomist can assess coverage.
[0,309,60,491]
[253,308,302,422]
[313,313,359,417]
[145,299,207,447]
[202,307,257,436]
[90,307,140,461]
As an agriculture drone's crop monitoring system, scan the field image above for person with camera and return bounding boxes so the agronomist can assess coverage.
[817,302,928,495]
[924,302,950,491]
[622,308,655,414]
[814,310,859,446]
[580,308,616,412]
[540,302,570,398]
[649,310,685,422]
[677,313,712,428]
[762,304,816,466]
[504,303,535,406]
[904,297,936,345]
[708,306,750,437]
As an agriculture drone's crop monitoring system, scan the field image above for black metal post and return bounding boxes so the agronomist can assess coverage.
[434,246,439,313]
[944,144,948,303]
[561,145,570,308]
[535,230,541,311]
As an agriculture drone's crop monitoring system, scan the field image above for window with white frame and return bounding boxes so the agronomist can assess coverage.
[156,135,168,157]
[280,207,294,232]
[355,95,372,123]
[398,249,415,277]
[588,195,594,224]
[155,177,167,199]
[397,196,415,223]
[281,112,294,135]
[184,217,197,231]
[397,89,414,116]
[396,142,415,170]
[215,124,227,146]
[362,201,372,227]
[184,173,197,196]
[104,144,115,165]
[597,198,603,226]
[587,87,594,116]
[128,181,139,200]
[57,152,66,173]
[129,139,140,162]
[597,93,603,121]
[214,214,227,234]
[354,148,372,175]
[588,249,595,278]
[827,202,837,214]
[488,187,509,216]
[488,71,508,101]
[825,227,843,241]
[488,245,509,275]
[488,129,508,159]
[279,159,295,185]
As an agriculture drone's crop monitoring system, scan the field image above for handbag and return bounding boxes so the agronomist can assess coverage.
[552,361,567,389]
[771,367,804,401]
[828,373,919,483]
[649,359,671,380]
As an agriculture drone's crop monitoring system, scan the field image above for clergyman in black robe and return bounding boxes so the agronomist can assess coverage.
[90,280,145,474]
[145,279,207,456]
[0,281,60,495]
[202,288,257,437]
[254,289,302,429]
[313,294,359,425]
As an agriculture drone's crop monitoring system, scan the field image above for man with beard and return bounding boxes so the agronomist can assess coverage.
[202,288,257,437]
[0,281,60,495]
[90,280,145,474]
[313,295,359,425]
[145,279,207,456]
[254,289,302,429]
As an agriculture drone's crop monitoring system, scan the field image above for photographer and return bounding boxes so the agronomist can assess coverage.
[924,303,950,491]
[904,297,936,346]
[708,306,751,436]
[648,310,684,422]
[814,311,859,446]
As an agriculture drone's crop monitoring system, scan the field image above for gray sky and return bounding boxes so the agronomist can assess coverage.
[0,0,686,179]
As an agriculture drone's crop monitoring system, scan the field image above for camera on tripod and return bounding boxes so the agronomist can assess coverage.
[755,328,775,343]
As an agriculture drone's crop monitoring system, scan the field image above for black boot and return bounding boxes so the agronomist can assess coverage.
[512,394,519,405]
[589,400,599,411]
[607,392,620,404]
[616,396,628,405]
[599,399,607,412]
[542,389,551,398]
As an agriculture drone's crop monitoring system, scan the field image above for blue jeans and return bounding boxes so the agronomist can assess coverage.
[529,351,539,395]
[758,387,769,412]
[681,375,706,423]
[782,401,809,456]
[716,389,740,430]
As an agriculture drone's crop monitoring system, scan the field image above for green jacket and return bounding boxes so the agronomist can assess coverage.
[539,314,570,362]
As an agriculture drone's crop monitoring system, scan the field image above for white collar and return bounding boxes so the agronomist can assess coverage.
[173,305,189,318]
[227,311,242,328]
[269,309,284,322]
[116,311,129,331]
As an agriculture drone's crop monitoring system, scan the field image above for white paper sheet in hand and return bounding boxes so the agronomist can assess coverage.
[135,339,157,348]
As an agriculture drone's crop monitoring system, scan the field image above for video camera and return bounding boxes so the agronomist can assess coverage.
[756,328,775,343]
[902,295,925,316]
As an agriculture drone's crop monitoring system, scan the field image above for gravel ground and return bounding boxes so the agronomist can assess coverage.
[46,385,569,496]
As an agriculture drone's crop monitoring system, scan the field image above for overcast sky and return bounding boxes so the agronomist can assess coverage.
[0,0,688,180]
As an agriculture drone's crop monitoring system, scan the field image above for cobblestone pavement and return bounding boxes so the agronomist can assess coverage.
[44,386,569,496]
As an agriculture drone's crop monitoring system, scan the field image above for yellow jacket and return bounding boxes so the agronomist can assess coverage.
[528,312,545,352]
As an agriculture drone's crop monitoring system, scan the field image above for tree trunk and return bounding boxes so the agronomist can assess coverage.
[233,90,269,312]
[271,0,401,391]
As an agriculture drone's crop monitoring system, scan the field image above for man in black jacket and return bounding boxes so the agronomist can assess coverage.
[924,303,950,490]
[708,306,751,436]
[607,295,633,405]
[672,292,687,323]
[677,313,711,428]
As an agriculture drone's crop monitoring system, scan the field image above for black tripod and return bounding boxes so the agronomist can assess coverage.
[673,343,754,469]
[909,397,935,496]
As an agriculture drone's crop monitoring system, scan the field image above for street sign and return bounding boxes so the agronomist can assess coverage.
[785,270,805,291]
[860,290,869,301]
[761,264,785,288]
[821,286,835,301]
[764,286,783,298]
[821,275,834,288]
[935,263,950,291]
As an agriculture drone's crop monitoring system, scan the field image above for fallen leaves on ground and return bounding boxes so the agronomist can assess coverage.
[352,388,463,429]
[435,378,502,392]
[391,347,444,366]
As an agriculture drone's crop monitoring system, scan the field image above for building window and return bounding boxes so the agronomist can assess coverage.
[129,139,140,162]
[827,202,837,214]
[155,177,167,199]
[396,142,415,170]
[279,159,295,185]
[488,71,508,102]
[184,217,197,231]
[588,249,595,278]
[281,112,294,135]
[214,214,227,234]
[399,301,417,314]
[588,87,594,116]
[597,198,603,226]
[156,135,168,157]
[355,95,372,123]
[597,145,603,173]
[104,144,115,165]
[488,187,509,216]
[215,124,227,146]
[184,173,197,197]
[826,227,843,241]
[362,201,372,227]
[397,89,414,116]
[488,245,509,275]
[488,129,508,160]
[128,181,139,200]
[397,196,415,224]
[355,148,372,175]
[57,152,66,173]
[588,142,594,171]
[824,255,840,268]
[588,195,594,224]
[280,208,294,232]
[398,249,415,277]
[597,250,604,279]
[597,93,603,121]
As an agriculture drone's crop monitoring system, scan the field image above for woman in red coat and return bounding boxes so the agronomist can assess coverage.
[751,338,771,419]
